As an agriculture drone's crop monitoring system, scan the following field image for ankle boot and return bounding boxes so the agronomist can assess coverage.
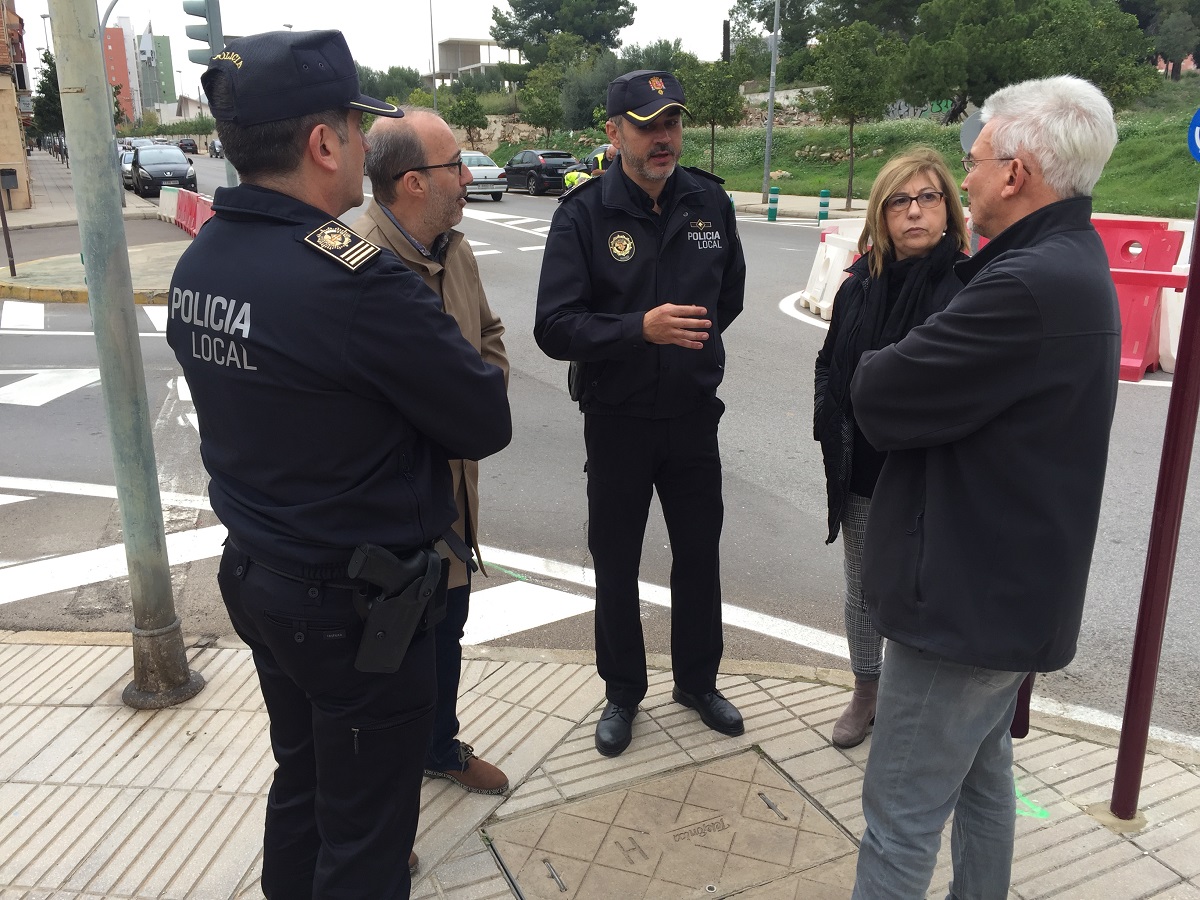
[832,678,878,749]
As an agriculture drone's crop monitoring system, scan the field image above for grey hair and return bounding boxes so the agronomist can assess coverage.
[364,106,437,205]
[981,75,1117,199]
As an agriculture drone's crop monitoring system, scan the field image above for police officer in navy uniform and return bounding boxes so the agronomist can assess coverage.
[534,70,747,757]
[166,30,510,899]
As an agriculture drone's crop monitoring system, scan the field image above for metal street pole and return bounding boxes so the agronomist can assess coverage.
[760,0,781,203]
[49,0,204,709]
[429,0,438,113]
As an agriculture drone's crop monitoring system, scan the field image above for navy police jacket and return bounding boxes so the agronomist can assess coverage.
[167,184,511,569]
[534,161,746,418]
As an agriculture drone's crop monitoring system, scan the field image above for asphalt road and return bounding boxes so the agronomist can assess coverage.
[1,186,1197,742]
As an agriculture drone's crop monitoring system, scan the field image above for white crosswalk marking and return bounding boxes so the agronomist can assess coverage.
[0,301,45,330]
[474,250,501,257]
[142,306,169,331]
[0,369,102,406]
[519,246,545,252]
[0,494,33,507]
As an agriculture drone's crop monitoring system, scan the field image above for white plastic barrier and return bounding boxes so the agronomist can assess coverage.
[1158,264,1190,373]
[799,232,859,320]
[159,186,179,224]
[821,217,867,242]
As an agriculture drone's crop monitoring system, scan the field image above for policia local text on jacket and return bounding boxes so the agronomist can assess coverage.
[850,196,1120,674]
[533,158,746,712]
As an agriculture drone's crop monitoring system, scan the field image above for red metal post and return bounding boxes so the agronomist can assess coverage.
[1110,210,1200,819]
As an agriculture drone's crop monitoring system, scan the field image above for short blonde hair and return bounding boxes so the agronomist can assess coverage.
[858,147,970,278]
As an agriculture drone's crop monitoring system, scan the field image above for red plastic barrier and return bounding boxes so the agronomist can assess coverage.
[175,189,198,236]
[194,195,214,232]
[1095,221,1186,382]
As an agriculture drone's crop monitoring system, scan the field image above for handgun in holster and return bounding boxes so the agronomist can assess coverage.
[347,543,448,674]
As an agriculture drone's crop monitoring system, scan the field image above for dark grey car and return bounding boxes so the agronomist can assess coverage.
[503,149,578,195]
[131,145,197,197]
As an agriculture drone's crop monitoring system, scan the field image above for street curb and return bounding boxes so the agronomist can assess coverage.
[3,208,161,231]
[0,283,170,304]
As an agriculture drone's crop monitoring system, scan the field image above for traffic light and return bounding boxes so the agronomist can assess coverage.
[183,0,224,65]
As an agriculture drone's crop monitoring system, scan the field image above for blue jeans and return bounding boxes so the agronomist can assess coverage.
[853,641,1025,900]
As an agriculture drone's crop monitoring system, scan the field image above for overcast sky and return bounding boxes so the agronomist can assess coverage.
[27,0,739,100]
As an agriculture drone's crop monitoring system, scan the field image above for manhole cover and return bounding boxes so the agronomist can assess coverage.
[484,751,856,899]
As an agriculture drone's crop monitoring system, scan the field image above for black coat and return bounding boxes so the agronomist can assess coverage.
[534,162,746,418]
[167,184,511,568]
[850,197,1120,672]
[813,253,964,543]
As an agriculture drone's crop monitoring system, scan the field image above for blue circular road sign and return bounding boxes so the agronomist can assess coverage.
[1189,107,1200,162]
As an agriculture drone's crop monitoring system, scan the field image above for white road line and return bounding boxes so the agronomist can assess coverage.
[0,476,212,510]
[0,330,162,337]
[464,581,594,645]
[3,476,1192,743]
[0,494,33,506]
[778,290,830,331]
[0,369,102,406]
[502,217,539,226]
[1,301,45,330]
[518,246,545,252]
[467,239,488,247]
[176,376,192,402]
[142,306,169,331]
[474,250,502,257]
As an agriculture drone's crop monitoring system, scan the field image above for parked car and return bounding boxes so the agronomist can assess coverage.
[209,138,223,158]
[120,150,134,190]
[503,149,578,195]
[130,137,153,149]
[583,144,613,173]
[177,138,198,154]
[462,151,505,201]
[130,145,197,196]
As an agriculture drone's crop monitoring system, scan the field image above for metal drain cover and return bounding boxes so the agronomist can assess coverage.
[485,751,856,899]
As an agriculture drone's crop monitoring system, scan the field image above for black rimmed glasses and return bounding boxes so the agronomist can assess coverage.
[961,156,1016,173]
[885,190,945,212]
[393,157,463,180]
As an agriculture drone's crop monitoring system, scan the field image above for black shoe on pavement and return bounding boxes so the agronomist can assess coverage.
[595,701,638,756]
[673,687,745,736]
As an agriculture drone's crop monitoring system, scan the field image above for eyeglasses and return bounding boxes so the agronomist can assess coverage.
[961,156,1016,173]
[393,158,463,180]
[885,190,945,212]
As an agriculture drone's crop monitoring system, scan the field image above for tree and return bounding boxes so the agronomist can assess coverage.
[518,64,565,136]
[1156,9,1200,78]
[728,0,818,59]
[356,62,422,103]
[1026,0,1159,101]
[679,61,745,172]
[806,22,902,209]
[447,87,489,149]
[904,0,1159,119]
[560,50,623,129]
[112,83,127,127]
[621,39,689,72]
[32,50,63,138]
[818,0,927,38]
[408,86,434,107]
[491,0,635,64]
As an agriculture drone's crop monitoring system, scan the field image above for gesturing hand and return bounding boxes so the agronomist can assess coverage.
[642,304,711,349]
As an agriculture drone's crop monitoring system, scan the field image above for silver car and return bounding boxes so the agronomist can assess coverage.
[120,150,134,190]
[462,151,506,201]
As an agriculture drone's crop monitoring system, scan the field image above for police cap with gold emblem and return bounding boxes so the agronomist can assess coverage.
[203,30,403,126]
[606,70,689,123]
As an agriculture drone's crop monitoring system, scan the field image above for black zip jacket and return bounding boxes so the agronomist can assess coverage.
[850,197,1120,672]
[167,184,511,568]
[534,162,746,417]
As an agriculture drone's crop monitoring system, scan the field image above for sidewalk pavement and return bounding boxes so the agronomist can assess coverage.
[1,629,1199,899]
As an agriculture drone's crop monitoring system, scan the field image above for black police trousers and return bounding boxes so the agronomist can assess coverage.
[218,543,435,900]
[583,399,726,707]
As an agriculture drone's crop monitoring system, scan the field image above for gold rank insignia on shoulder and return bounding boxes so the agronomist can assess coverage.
[303,222,381,271]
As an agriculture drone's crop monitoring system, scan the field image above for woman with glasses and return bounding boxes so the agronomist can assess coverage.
[813,146,971,748]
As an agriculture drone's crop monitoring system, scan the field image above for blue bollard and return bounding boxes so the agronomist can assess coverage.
[818,189,830,224]
[768,185,779,222]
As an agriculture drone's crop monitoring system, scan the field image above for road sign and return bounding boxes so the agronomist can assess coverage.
[1188,107,1200,162]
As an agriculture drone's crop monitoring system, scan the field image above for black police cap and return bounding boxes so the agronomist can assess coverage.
[202,30,403,126]
[606,70,689,123]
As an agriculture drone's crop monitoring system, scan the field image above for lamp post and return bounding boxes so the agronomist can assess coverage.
[40,13,51,51]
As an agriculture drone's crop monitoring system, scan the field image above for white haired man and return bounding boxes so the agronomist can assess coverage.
[849,75,1121,898]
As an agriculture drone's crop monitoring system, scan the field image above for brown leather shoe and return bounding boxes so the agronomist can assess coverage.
[409,850,418,876]
[424,742,509,795]
[832,678,878,749]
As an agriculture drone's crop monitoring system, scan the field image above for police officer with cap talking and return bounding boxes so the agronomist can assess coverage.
[167,30,510,899]
[534,70,746,757]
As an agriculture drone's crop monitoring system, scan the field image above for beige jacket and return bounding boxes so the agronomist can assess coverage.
[356,202,510,587]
